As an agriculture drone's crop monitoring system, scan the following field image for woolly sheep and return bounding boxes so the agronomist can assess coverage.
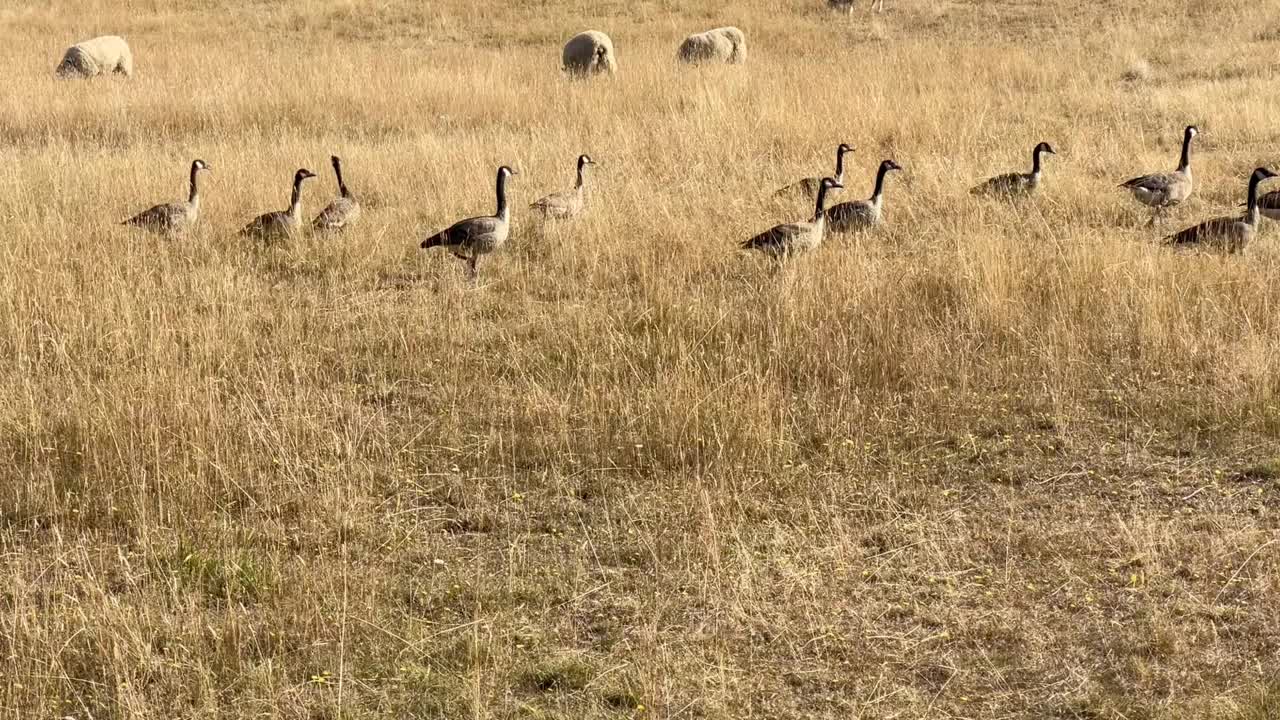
[562,30,616,78]
[55,35,133,79]
[678,26,747,65]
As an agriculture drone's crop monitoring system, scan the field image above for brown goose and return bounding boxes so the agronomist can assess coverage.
[1165,167,1277,254]
[1120,125,1197,224]
[774,143,853,200]
[971,142,1055,197]
[121,159,210,235]
[421,166,517,281]
[743,177,842,258]
[312,155,361,232]
[826,159,902,233]
[1244,189,1280,221]
[530,154,595,220]
[240,168,317,241]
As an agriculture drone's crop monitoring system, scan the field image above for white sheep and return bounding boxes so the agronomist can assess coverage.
[677,26,747,65]
[55,35,133,79]
[562,30,617,78]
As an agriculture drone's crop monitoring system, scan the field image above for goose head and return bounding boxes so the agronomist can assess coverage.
[881,159,903,173]
[1252,167,1278,184]
[192,159,211,173]
[577,154,596,170]
[1034,142,1056,156]
[296,168,317,183]
[837,143,854,157]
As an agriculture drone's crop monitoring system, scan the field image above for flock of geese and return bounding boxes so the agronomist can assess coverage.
[120,124,1280,281]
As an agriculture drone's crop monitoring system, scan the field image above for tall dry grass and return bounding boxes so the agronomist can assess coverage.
[1,0,1278,718]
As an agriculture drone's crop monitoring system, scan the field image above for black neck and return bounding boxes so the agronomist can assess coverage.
[834,148,847,178]
[290,176,304,210]
[814,182,831,219]
[1031,147,1044,175]
[188,163,200,203]
[1246,174,1264,219]
[1178,131,1193,172]
[334,159,349,198]
[575,163,586,189]
[495,170,509,216]
[872,165,890,200]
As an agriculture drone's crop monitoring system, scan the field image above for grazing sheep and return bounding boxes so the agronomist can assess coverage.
[563,31,617,78]
[678,27,747,65]
[55,35,133,79]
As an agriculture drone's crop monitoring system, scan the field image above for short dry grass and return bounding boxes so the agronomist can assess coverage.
[1,0,1279,718]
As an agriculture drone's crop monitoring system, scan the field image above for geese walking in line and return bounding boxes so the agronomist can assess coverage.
[530,154,596,220]
[421,166,518,281]
[121,159,210,235]
[312,155,361,232]
[774,143,853,200]
[971,142,1056,197]
[1120,125,1197,225]
[1165,167,1277,254]
[742,177,843,259]
[240,168,317,241]
[826,159,902,233]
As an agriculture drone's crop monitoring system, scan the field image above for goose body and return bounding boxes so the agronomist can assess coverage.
[531,154,595,220]
[1165,167,1277,254]
[743,177,842,258]
[826,159,902,233]
[122,159,210,235]
[775,143,852,200]
[312,156,361,231]
[241,168,317,241]
[1250,190,1280,221]
[421,166,517,280]
[972,142,1055,197]
[1121,125,1197,223]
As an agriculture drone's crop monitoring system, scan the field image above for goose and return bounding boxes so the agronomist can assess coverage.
[121,159,210,235]
[421,166,518,281]
[312,155,361,232]
[774,143,853,200]
[826,159,902,233]
[1242,189,1280,221]
[742,177,842,258]
[240,168,317,241]
[1164,167,1277,254]
[530,154,595,220]
[1120,125,1197,224]
[971,142,1055,197]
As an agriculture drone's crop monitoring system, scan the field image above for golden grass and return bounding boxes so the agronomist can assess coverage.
[2,0,1279,717]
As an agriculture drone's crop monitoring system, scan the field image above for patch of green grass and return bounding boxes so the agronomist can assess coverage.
[519,654,596,693]
[1235,458,1280,482]
[169,543,274,603]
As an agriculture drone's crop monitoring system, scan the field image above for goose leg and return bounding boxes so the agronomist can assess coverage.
[467,255,479,283]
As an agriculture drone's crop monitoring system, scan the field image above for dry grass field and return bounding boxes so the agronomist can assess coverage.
[2,0,1280,717]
